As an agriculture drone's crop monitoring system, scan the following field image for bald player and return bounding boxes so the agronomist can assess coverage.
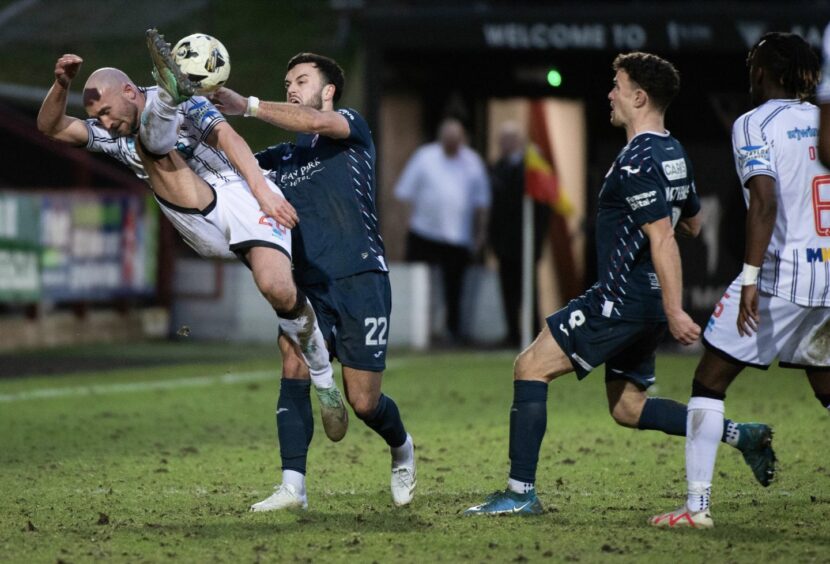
[37,50,350,447]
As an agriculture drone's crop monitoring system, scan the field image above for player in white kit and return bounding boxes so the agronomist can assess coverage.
[36,31,349,444]
[651,32,830,529]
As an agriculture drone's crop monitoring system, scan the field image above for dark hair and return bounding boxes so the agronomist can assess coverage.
[287,52,345,102]
[748,32,819,101]
[612,52,680,112]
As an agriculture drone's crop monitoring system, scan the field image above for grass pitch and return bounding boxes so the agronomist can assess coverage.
[1,342,828,563]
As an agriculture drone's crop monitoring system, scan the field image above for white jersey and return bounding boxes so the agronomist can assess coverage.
[84,86,242,187]
[732,99,830,306]
[817,23,830,104]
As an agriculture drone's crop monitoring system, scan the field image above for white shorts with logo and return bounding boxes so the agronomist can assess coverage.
[155,177,291,264]
[704,276,830,369]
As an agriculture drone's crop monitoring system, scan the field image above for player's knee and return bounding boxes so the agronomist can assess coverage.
[260,281,296,314]
[281,355,308,379]
[514,347,541,380]
[609,399,640,428]
[349,395,378,420]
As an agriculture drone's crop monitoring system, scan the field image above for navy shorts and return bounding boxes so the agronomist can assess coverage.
[302,270,391,372]
[545,295,667,389]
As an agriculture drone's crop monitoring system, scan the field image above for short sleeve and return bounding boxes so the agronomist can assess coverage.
[83,119,142,173]
[85,119,118,154]
[619,168,670,226]
[394,148,425,201]
[469,152,492,209]
[680,157,700,218]
[337,108,371,148]
[255,143,290,171]
[681,180,701,218]
[732,113,776,187]
[182,96,226,142]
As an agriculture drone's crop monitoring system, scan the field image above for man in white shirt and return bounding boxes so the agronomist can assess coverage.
[651,31,830,530]
[394,118,491,342]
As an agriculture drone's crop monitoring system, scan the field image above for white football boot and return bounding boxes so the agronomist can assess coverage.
[390,435,416,507]
[649,505,714,529]
[250,483,307,512]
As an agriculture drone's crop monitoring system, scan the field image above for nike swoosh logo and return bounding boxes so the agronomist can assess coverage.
[276,408,289,414]
[282,153,293,161]
[511,501,532,513]
[621,165,640,175]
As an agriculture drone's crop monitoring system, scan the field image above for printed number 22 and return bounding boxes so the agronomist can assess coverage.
[365,317,388,346]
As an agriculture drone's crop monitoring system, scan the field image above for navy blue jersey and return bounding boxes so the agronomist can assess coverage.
[255,108,387,284]
[587,131,700,321]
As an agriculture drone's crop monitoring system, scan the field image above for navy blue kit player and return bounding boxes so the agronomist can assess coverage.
[465,52,773,516]
[212,53,415,511]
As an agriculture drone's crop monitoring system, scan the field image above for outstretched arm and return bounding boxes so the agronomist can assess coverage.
[37,54,89,145]
[211,87,350,139]
[642,216,701,345]
[207,121,298,228]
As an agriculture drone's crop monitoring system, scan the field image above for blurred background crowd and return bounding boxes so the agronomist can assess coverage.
[0,0,825,352]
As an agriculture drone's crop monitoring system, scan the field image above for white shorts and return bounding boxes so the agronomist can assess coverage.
[155,177,291,263]
[704,276,830,369]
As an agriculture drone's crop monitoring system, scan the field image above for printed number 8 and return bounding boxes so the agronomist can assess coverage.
[569,310,586,329]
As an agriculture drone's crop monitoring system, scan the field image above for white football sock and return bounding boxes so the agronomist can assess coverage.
[278,299,334,390]
[391,434,414,468]
[281,469,306,496]
[723,420,740,447]
[686,396,724,512]
[139,93,182,155]
[507,478,534,494]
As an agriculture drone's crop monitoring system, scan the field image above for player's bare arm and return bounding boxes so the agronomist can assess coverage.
[675,213,701,238]
[207,121,298,228]
[641,216,701,345]
[37,54,90,146]
[211,87,350,139]
[737,174,777,337]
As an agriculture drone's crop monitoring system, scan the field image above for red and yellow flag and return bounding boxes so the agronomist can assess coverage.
[524,143,573,216]
[526,99,580,302]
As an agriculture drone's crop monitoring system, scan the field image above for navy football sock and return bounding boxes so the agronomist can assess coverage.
[277,378,314,474]
[508,380,548,484]
[637,397,687,436]
[358,394,408,448]
[638,397,736,444]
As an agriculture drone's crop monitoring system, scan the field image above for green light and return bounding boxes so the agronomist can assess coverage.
[546,69,562,87]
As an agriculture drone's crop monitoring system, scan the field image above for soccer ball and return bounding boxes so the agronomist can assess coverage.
[173,33,231,93]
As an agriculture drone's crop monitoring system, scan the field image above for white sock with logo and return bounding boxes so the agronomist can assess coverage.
[507,478,534,495]
[139,92,182,154]
[686,396,724,512]
[278,299,334,390]
[391,434,414,468]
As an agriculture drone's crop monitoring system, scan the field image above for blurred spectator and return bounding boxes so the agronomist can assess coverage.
[394,117,491,343]
[488,121,549,347]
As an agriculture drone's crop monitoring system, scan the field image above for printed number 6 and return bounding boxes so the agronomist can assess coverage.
[568,310,586,330]
[365,317,388,346]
